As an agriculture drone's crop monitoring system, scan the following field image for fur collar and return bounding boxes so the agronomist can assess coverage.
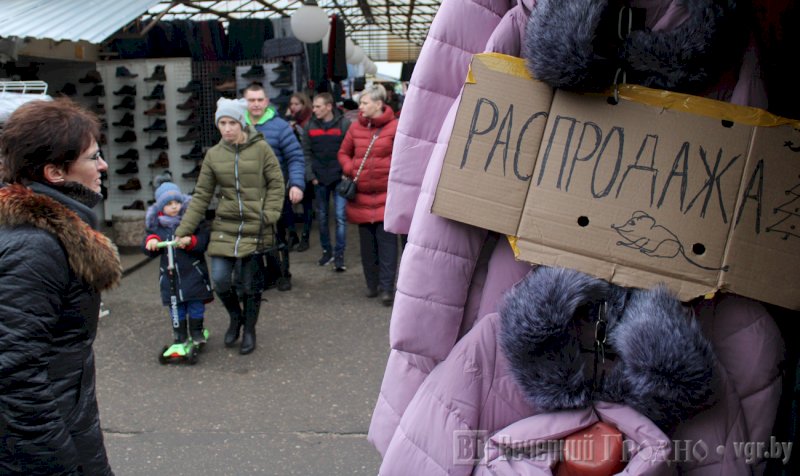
[524,0,744,93]
[0,183,121,291]
[499,266,718,432]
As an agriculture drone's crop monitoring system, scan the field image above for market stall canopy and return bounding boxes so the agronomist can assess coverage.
[0,0,162,44]
[139,1,439,62]
[0,0,438,62]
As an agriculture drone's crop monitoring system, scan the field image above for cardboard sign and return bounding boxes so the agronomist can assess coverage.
[432,53,800,309]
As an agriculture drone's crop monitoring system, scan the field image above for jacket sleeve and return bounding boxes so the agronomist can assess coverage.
[188,220,211,255]
[0,233,80,475]
[337,128,356,177]
[384,0,515,234]
[176,154,216,238]
[301,126,316,183]
[262,145,286,226]
[279,125,306,190]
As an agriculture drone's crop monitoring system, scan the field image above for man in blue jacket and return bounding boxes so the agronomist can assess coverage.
[244,83,305,291]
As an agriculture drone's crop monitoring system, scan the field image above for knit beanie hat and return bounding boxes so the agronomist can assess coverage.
[215,97,247,128]
[154,182,184,212]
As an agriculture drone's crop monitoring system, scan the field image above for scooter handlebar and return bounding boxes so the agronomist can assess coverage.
[155,240,179,249]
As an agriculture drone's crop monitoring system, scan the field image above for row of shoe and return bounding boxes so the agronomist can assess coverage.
[111,128,198,143]
[240,62,294,88]
[115,152,170,174]
[76,65,166,85]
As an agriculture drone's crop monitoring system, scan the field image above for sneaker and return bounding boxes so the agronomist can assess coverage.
[365,288,378,298]
[317,250,333,266]
[334,256,346,272]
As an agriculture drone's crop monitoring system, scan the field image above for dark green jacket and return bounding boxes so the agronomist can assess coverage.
[176,127,285,257]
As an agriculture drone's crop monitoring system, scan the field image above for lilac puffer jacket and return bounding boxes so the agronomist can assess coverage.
[372,0,784,473]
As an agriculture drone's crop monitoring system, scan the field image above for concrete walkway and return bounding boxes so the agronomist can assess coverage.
[96,225,390,475]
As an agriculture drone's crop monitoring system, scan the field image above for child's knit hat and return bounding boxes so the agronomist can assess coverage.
[215,97,247,128]
[154,182,184,212]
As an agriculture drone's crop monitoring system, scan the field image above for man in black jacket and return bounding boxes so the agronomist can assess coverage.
[301,92,351,271]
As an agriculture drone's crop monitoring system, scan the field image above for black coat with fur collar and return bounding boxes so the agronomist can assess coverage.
[0,182,120,475]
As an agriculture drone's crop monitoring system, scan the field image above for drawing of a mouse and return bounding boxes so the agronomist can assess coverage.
[611,211,729,271]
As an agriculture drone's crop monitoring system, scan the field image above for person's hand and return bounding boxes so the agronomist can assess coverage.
[289,186,304,204]
[312,179,319,186]
[145,238,159,251]
[176,236,192,248]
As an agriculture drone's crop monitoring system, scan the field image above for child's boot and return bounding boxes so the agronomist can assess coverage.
[189,318,207,346]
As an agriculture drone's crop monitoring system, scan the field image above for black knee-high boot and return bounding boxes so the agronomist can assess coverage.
[240,293,261,355]
[217,290,242,347]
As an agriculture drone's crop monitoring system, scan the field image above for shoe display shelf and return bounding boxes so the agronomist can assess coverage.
[95,58,199,221]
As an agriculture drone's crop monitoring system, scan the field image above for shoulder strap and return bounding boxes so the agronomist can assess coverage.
[353,127,383,183]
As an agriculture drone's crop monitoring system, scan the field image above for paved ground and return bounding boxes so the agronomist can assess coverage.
[95,225,391,475]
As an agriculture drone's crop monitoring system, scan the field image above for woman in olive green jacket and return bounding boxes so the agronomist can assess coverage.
[176,98,284,355]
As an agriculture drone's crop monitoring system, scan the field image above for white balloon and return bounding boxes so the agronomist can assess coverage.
[290,5,329,43]
[348,45,364,64]
[345,37,355,60]
[367,62,378,75]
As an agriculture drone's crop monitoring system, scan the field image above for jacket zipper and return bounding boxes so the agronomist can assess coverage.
[233,144,244,257]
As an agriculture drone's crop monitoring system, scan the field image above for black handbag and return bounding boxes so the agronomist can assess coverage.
[337,128,382,200]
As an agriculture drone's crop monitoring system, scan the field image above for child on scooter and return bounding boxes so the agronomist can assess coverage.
[143,182,213,345]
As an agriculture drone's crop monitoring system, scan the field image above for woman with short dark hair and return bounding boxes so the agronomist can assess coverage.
[0,98,120,475]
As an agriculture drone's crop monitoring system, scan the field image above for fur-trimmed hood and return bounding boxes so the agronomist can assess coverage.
[145,194,194,231]
[498,266,719,432]
[524,0,745,93]
[0,183,121,291]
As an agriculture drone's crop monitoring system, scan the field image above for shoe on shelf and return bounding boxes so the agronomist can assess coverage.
[177,128,199,142]
[79,70,102,83]
[58,83,77,96]
[145,136,169,150]
[214,79,236,91]
[112,112,135,128]
[114,130,137,143]
[182,164,202,179]
[148,152,170,169]
[144,102,166,116]
[177,79,201,93]
[144,118,167,132]
[115,161,138,175]
[317,250,333,266]
[241,64,265,78]
[365,288,378,298]
[176,97,197,110]
[118,178,142,191]
[178,112,199,126]
[117,148,139,160]
[181,142,204,160]
[113,96,135,110]
[122,199,145,210]
[269,74,292,88]
[83,85,105,97]
[144,65,167,82]
[115,66,138,78]
[380,290,394,307]
[143,84,165,100]
[113,85,136,96]
[272,61,292,74]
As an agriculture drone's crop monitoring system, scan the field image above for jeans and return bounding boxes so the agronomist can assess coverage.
[316,181,347,257]
[211,255,258,295]
[358,222,398,292]
[169,300,205,322]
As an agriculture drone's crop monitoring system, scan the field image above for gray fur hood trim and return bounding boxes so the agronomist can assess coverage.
[524,0,743,92]
[498,266,718,431]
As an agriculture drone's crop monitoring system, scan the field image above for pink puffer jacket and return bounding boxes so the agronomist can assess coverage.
[372,0,784,474]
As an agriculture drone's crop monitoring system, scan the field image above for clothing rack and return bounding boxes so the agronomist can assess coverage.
[0,80,48,95]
